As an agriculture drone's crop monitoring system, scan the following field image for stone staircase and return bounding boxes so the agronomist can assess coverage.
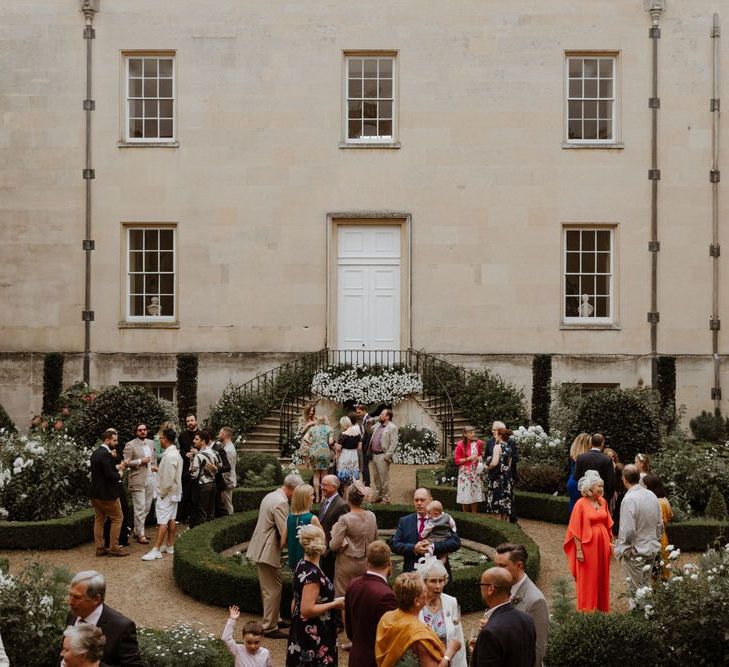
[413,395,485,450]
[242,397,316,455]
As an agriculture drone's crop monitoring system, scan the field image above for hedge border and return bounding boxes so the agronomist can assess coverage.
[173,500,540,614]
[417,470,729,553]
[0,507,94,550]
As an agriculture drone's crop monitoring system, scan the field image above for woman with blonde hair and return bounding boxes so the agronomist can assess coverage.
[567,433,592,513]
[286,524,343,667]
[286,483,321,570]
[302,415,333,502]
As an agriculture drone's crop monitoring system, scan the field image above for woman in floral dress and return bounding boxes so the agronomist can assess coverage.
[453,426,484,513]
[485,426,514,520]
[287,524,344,667]
[302,416,333,503]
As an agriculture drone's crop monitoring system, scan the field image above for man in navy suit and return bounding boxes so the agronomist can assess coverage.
[65,570,142,666]
[572,432,616,502]
[390,488,460,574]
[471,567,536,667]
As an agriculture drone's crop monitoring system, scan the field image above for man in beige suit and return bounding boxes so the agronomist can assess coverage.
[369,408,398,504]
[123,423,156,544]
[246,473,303,638]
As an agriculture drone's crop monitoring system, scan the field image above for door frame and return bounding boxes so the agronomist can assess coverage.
[326,212,412,351]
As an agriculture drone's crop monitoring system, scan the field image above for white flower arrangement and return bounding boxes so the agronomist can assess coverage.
[393,442,441,465]
[311,365,423,405]
[392,424,440,465]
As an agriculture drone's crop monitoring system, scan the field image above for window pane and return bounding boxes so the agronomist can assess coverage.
[599,59,613,77]
[596,252,610,273]
[581,253,595,273]
[129,251,143,272]
[596,230,611,251]
[569,79,582,97]
[582,275,595,294]
[584,79,598,98]
[583,119,597,139]
[596,275,609,295]
[566,231,580,251]
[160,295,174,316]
[129,119,143,138]
[144,230,158,249]
[130,295,144,317]
[568,59,582,77]
[130,229,144,249]
[598,100,613,119]
[129,58,143,76]
[568,101,581,119]
[568,119,581,139]
[129,78,143,97]
[159,250,174,272]
[594,297,609,317]
[363,101,377,119]
[143,79,157,97]
[159,79,173,98]
[378,79,393,98]
[598,120,612,140]
[145,274,159,293]
[566,252,580,272]
[143,58,158,76]
[599,79,613,98]
[582,231,596,251]
[363,80,377,98]
[348,120,362,139]
[583,101,597,119]
[348,59,362,77]
[159,119,173,138]
[363,120,377,136]
[159,229,174,250]
[130,274,144,293]
[379,59,393,77]
[144,119,158,138]
[160,274,174,294]
[159,59,173,77]
[363,59,377,76]
[584,59,598,77]
[159,100,173,118]
[348,79,362,98]
[158,387,174,402]
[129,100,143,117]
[565,274,579,295]
[145,252,158,272]
[348,100,362,119]
[378,119,392,136]
[144,100,158,118]
[565,296,580,317]
[379,100,393,119]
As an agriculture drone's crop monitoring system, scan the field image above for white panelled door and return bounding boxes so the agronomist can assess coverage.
[337,226,400,350]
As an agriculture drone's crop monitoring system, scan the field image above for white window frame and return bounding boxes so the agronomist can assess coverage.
[124,225,177,323]
[123,53,176,144]
[564,53,618,145]
[562,226,616,325]
[120,381,176,403]
[342,52,398,146]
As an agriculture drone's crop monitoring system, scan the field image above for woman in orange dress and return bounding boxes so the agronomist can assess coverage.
[563,469,614,612]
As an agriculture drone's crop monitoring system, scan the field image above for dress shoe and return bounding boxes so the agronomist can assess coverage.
[95,548,109,557]
[263,629,289,640]
[107,548,130,557]
[277,619,291,629]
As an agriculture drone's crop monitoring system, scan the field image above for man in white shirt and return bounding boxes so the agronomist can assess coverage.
[217,426,238,515]
[123,423,156,545]
[615,464,663,604]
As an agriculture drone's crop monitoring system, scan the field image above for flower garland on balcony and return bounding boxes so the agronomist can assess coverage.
[311,364,423,405]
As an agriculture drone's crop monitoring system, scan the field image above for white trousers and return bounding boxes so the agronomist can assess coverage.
[131,475,155,537]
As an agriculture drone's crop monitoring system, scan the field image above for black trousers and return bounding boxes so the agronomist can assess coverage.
[177,475,193,523]
[191,481,216,527]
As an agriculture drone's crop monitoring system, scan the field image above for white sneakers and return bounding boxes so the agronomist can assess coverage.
[141,545,174,560]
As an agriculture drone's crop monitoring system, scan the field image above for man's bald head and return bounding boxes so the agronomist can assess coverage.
[480,566,514,607]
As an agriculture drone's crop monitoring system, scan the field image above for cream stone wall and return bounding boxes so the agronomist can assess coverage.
[1,1,728,426]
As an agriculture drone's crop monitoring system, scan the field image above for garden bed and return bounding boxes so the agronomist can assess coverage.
[0,507,94,550]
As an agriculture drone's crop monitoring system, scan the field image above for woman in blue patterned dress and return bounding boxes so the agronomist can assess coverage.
[485,426,514,521]
[287,524,344,667]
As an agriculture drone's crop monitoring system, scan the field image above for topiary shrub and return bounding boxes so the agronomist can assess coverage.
[705,487,729,521]
[69,385,170,448]
[657,355,677,433]
[530,354,552,432]
[236,451,284,487]
[567,388,661,463]
[0,402,15,434]
[176,353,198,424]
[546,611,663,667]
[515,464,565,494]
[42,352,64,416]
[456,370,528,434]
[689,409,729,444]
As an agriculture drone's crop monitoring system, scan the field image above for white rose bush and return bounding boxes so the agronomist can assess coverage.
[392,424,441,465]
[311,365,423,405]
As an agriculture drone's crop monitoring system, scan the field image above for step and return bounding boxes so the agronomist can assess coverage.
[242,436,280,446]
[253,423,280,433]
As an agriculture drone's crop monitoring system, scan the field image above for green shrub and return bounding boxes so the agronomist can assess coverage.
[138,624,234,667]
[69,384,171,448]
[0,559,7,574]
[530,355,552,432]
[566,388,661,463]
[705,487,729,520]
[393,424,440,464]
[657,355,677,433]
[513,490,570,524]
[548,383,583,439]
[0,561,71,667]
[42,352,64,416]
[667,519,729,551]
[689,408,729,443]
[545,611,663,667]
[0,402,15,435]
[0,508,94,550]
[236,451,284,487]
[515,464,565,494]
[176,353,199,424]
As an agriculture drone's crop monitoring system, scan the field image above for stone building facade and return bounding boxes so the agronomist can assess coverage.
[0,0,727,426]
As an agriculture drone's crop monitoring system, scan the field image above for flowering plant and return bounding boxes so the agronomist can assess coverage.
[0,429,92,521]
[311,364,423,405]
[511,425,566,466]
[392,425,440,465]
[138,623,233,667]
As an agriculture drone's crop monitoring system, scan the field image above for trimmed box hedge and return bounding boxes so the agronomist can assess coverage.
[173,502,540,614]
[417,470,729,553]
[0,508,94,550]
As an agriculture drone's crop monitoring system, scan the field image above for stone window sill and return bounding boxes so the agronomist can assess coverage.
[118,321,180,329]
[560,323,621,331]
[339,142,401,149]
[561,142,624,150]
[117,141,180,149]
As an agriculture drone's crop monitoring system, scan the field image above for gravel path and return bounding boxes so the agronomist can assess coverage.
[0,464,694,664]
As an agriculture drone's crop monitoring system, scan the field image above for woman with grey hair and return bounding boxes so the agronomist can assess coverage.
[415,557,467,667]
[335,414,362,487]
[60,625,106,667]
[563,469,614,611]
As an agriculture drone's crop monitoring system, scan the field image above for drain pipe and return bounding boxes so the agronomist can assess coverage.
[80,1,98,384]
[645,0,664,388]
[710,13,722,406]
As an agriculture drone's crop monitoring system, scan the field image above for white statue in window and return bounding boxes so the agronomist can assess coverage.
[578,294,594,318]
[146,296,161,316]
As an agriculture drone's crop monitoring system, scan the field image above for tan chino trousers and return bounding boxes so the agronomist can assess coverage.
[370,453,390,501]
[256,562,283,633]
[92,498,123,551]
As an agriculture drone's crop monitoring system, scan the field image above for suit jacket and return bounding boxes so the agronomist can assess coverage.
[345,573,397,667]
[123,438,155,491]
[65,605,143,667]
[177,429,196,476]
[390,512,460,572]
[472,603,536,667]
[318,493,349,544]
[573,449,616,501]
[511,575,549,667]
[90,446,122,501]
[370,421,398,460]
[246,488,289,568]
